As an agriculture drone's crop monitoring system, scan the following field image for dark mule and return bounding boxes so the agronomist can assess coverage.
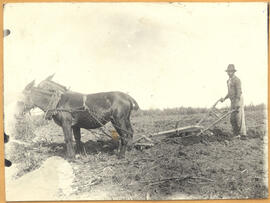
[18,76,139,159]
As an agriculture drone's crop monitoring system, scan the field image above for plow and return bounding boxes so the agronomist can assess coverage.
[133,99,236,148]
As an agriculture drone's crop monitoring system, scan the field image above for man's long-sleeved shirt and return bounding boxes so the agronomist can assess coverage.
[225,75,242,101]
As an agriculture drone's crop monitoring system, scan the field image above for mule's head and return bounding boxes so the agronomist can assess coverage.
[17,80,36,115]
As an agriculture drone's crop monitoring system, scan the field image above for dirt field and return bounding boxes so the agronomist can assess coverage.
[5,106,268,200]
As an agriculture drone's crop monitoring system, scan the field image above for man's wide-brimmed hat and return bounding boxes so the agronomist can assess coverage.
[225,64,237,72]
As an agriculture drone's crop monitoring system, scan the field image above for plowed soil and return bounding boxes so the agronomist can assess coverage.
[5,108,268,200]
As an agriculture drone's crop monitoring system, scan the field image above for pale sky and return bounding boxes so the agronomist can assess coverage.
[3,2,268,110]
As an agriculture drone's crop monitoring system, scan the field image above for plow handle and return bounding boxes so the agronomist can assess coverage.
[197,98,222,125]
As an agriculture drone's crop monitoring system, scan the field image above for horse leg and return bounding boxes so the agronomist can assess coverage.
[112,118,131,159]
[125,117,134,150]
[111,120,122,155]
[72,126,84,155]
[62,120,75,159]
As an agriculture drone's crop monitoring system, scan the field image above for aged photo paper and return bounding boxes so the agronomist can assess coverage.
[3,2,268,200]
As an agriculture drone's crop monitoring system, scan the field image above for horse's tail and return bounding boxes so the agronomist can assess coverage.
[126,94,139,111]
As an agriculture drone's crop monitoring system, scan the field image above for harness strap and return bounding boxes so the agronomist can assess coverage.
[44,91,62,120]
[81,95,112,139]
[82,95,89,110]
[43,93,130,138]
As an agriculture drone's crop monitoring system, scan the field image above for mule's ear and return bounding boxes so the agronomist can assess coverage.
[24,80,35,90]
[45,73,55,81]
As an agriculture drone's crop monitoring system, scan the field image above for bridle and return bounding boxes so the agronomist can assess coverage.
[21,87,58,115]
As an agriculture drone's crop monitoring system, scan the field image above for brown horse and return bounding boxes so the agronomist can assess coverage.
[18,77,139,159]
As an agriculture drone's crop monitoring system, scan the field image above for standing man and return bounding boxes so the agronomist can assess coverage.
[220,64,247,140]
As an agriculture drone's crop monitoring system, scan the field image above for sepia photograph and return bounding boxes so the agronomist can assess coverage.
[3,2,268,200]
